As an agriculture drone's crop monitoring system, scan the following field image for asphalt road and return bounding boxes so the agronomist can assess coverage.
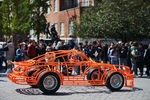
[0,77,150,100]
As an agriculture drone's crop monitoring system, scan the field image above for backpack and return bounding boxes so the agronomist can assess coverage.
[131,48,140,58]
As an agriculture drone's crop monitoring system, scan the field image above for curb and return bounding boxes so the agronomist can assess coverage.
[0,73,7,77]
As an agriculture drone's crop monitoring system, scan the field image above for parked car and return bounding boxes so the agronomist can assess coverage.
[7,50,134,94]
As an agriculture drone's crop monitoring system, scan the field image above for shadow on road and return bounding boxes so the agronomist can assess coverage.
[16,88,71,96]
[15,86,143,96]
[0,79,7,82]
[115,87,143,92]
[15,87,112,96]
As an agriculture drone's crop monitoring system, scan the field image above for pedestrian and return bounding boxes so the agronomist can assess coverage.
[126,42,132,69]
[39,39,47,49]
[130,42,139,77]
[46,46,54,52]
[107,43,114,63]
[144,44,150,77]
[37,42,46,56]
[109,45,119,65]
[5,40,15,73]
[78,42,83,51]
[87,42,95,60]
[67,40,75,50]
[0,44,8,71]
[73,45,79,50]
[83,41,89,56]
[58,41,67,50]
[96,39,102,62]
[101,44,108,63]
[136,43,145,77]
[14,44,23,62]
[27,40,36,59]
[118,43,128,66]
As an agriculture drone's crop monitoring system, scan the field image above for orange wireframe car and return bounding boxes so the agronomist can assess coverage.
[7,50,134,94]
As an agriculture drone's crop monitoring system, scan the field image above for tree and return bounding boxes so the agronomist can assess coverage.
[74,0,150,42]
[11,0,32,35]
[0,0,12,36]
[0,0,32,43]
[31,0,50,41]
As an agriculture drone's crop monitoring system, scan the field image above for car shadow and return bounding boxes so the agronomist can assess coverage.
[0,79,7,82]
[115,87,143,92]
[16,88,72,96]
[15,86,143,96]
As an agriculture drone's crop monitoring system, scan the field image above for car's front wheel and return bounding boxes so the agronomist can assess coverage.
[38,72,60,94]
[106,72,124,91]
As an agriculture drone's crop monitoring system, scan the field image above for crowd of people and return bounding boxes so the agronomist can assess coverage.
[0,39,150,78]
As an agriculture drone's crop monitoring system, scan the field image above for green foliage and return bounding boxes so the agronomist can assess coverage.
[0,0,32,36]
[74,0,150,42]
[0,0,49,39]
[11,0,32,34]
[0,0,12,35]
[32,0,50,36]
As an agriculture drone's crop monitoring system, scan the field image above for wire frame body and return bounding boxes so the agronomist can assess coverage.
[7,50,134,87]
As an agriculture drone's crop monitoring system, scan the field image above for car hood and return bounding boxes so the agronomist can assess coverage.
[11,59,37,66]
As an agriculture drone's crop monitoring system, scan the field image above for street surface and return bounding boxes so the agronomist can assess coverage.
[0,77,150,100]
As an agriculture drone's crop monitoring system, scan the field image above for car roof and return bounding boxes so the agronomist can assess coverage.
[32,50,90,62]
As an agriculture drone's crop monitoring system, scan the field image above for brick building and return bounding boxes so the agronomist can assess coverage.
[41,0,96,42]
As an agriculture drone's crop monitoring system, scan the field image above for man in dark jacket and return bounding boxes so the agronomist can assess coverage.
[136,43,145,77]
[144,44,150,77]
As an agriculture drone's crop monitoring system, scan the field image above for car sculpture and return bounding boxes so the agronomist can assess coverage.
[7,50,134,94]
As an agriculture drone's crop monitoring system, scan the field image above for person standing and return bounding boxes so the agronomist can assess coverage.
[107,43,115,63]
[14,44,24,62]
[101,44,108,63]
[78,42,83,51]
[58,41,67,50]
[67,40,75,50]
[5,40,15,73]
[109,45,119,65]
[27,40,36,59]
[37,41,46,56]
[136,43,145,77]
[83,41,89,57]
[144,44,150,77]
[119,44,128,66]
[96,40,102,62]
[130,42,139,77]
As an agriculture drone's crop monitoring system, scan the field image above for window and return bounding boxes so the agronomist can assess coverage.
[60,0,78,11]
[60,22,65,36]
[54,0,58,12]
[54,23,58,32]
[69,21,73,36]
[83,0,89,6]
[47,1,50,13]
[92,0,94,6]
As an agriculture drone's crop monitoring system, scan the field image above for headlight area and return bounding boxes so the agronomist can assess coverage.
[7,65,39,85]
[12,66,26,76]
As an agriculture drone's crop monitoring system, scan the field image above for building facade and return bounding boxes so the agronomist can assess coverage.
[40,0,96,42]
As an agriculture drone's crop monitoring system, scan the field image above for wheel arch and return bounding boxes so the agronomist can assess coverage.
[36,70,63,85]
[105,71,125,85]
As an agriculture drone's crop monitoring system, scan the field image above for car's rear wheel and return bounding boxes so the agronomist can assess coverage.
[106,72,124,91]
[37,72,60,94]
